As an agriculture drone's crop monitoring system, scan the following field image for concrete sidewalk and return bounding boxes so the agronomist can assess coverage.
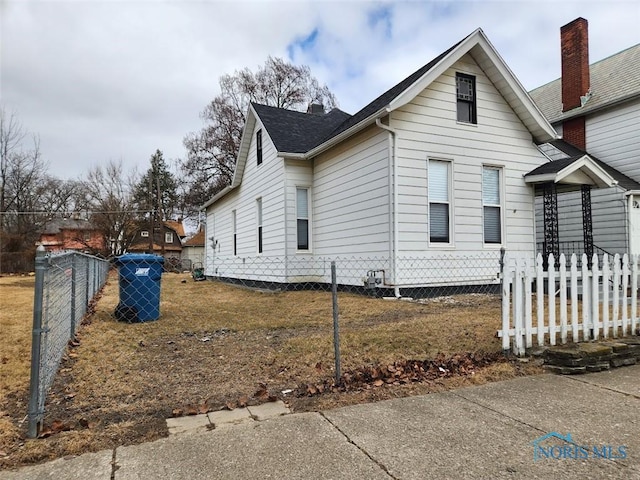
[2,365,639,480]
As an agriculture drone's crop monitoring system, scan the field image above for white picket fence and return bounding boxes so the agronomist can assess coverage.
[498,253,639,356]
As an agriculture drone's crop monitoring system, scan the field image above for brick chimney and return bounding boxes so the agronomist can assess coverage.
[560,17,590,150]
[306,103,324,114]
[561,17,590,112]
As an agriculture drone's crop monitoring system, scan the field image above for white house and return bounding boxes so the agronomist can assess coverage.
[529,18,640,259]
[202,28,613,294]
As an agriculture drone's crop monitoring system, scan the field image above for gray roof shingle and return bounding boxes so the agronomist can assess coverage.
[251,103,350,154]
[530,139,640,190]
[529,44,640,124]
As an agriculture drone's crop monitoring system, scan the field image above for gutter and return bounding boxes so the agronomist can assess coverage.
[375,112,401,298]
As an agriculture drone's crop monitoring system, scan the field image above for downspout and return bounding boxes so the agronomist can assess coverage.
[284,162,289,282]
[376,115,401,298]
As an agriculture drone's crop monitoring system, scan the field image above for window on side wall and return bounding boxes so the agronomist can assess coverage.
[456,73,477,124]
[482,166,502,244]
[165,232,174,244]
[296,188,309,250]
[141,231,149,238]
[256,130,263,166]
[232,209,237,256]
[428,160,451,244]
[256,198,263,254]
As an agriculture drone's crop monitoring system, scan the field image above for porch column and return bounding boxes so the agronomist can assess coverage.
[581,185,594,259]
[543,183,560,265]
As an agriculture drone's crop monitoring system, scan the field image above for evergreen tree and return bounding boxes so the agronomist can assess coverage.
[133,150,179,222]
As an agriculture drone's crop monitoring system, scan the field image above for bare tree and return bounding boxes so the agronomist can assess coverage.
[84,160,139,256]
[0,107,48,271]
[181,56,337,215]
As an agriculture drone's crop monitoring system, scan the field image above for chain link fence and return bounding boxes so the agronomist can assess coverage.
[28,248,110,437]
[205,251,502,298]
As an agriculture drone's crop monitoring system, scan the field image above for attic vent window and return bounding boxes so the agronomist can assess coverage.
[456,73,477,124]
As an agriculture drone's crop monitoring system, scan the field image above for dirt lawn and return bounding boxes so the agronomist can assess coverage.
[0,271,540,469]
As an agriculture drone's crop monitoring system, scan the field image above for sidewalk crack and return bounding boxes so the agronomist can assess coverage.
[319,412,397,480]
[450,391,548,435]
[111,448,119,480]
[563,374,640,400]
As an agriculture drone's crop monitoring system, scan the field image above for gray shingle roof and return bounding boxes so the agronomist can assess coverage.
[251,104,351,154]
[531,139,640,190]
[529,44,640,124]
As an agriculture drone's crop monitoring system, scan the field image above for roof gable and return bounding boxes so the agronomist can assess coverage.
[527,139,640,190]
[305,27,557,157]
[529,44,640,124]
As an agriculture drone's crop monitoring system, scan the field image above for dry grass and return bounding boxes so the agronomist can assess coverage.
[0,271,540,469]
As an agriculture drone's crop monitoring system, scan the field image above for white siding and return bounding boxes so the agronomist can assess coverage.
[392,53,544,260]
[284,159,314,256]
[203,119,286,280]
[312,125,391,257]
[586,99,640,182]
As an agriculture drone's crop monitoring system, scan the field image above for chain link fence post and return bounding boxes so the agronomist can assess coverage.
[71,254,77,335]
[27,246,47,438]
[331,261,341,385]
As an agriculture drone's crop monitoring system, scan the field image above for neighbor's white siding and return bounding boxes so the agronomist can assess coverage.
[391,53,544,261]
[534,185,629,255]
[203,118,286,280]
[181,246,204,266]
[312,125,391,258]
[586,98,640,182]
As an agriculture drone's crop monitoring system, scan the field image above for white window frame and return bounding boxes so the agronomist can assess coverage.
[296,187,311,252]
[256,130,263,166]
[165,232,174,244]
[141,230,149,238]
[231,209,237,256]
[256,197,263,254]
[456,72,477,125]
[428,159,453,246]
[482,165,504,246]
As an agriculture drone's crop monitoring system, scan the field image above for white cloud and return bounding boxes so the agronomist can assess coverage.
[1,0,637,179]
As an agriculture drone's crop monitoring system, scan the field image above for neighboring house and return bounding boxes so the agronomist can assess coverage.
[529,18,640,258]
[128,220,186,265]
[202,27,615,291]
[181,226,205,267]
[38,217,106,254]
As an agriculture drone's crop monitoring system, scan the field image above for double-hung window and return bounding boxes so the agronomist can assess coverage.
[256,198,263,253]
[482,166,502,244]
[165,232,173,244]
[456,73,477,124]
[231,209,237,255]
[296,188,309,250]
[256,130,263,166]
[428,160,451,244]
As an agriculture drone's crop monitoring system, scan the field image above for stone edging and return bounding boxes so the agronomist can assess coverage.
[542,337,640,374]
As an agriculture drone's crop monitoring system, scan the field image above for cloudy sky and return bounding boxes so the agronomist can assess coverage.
[2,0,638,180]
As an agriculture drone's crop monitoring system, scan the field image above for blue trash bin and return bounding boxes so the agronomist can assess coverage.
[114,254,164,322]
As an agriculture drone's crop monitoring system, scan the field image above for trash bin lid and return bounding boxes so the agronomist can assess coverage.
[115,253,165,265]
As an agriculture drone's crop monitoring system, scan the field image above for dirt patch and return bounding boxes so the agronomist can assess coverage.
[0,272,541,469]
